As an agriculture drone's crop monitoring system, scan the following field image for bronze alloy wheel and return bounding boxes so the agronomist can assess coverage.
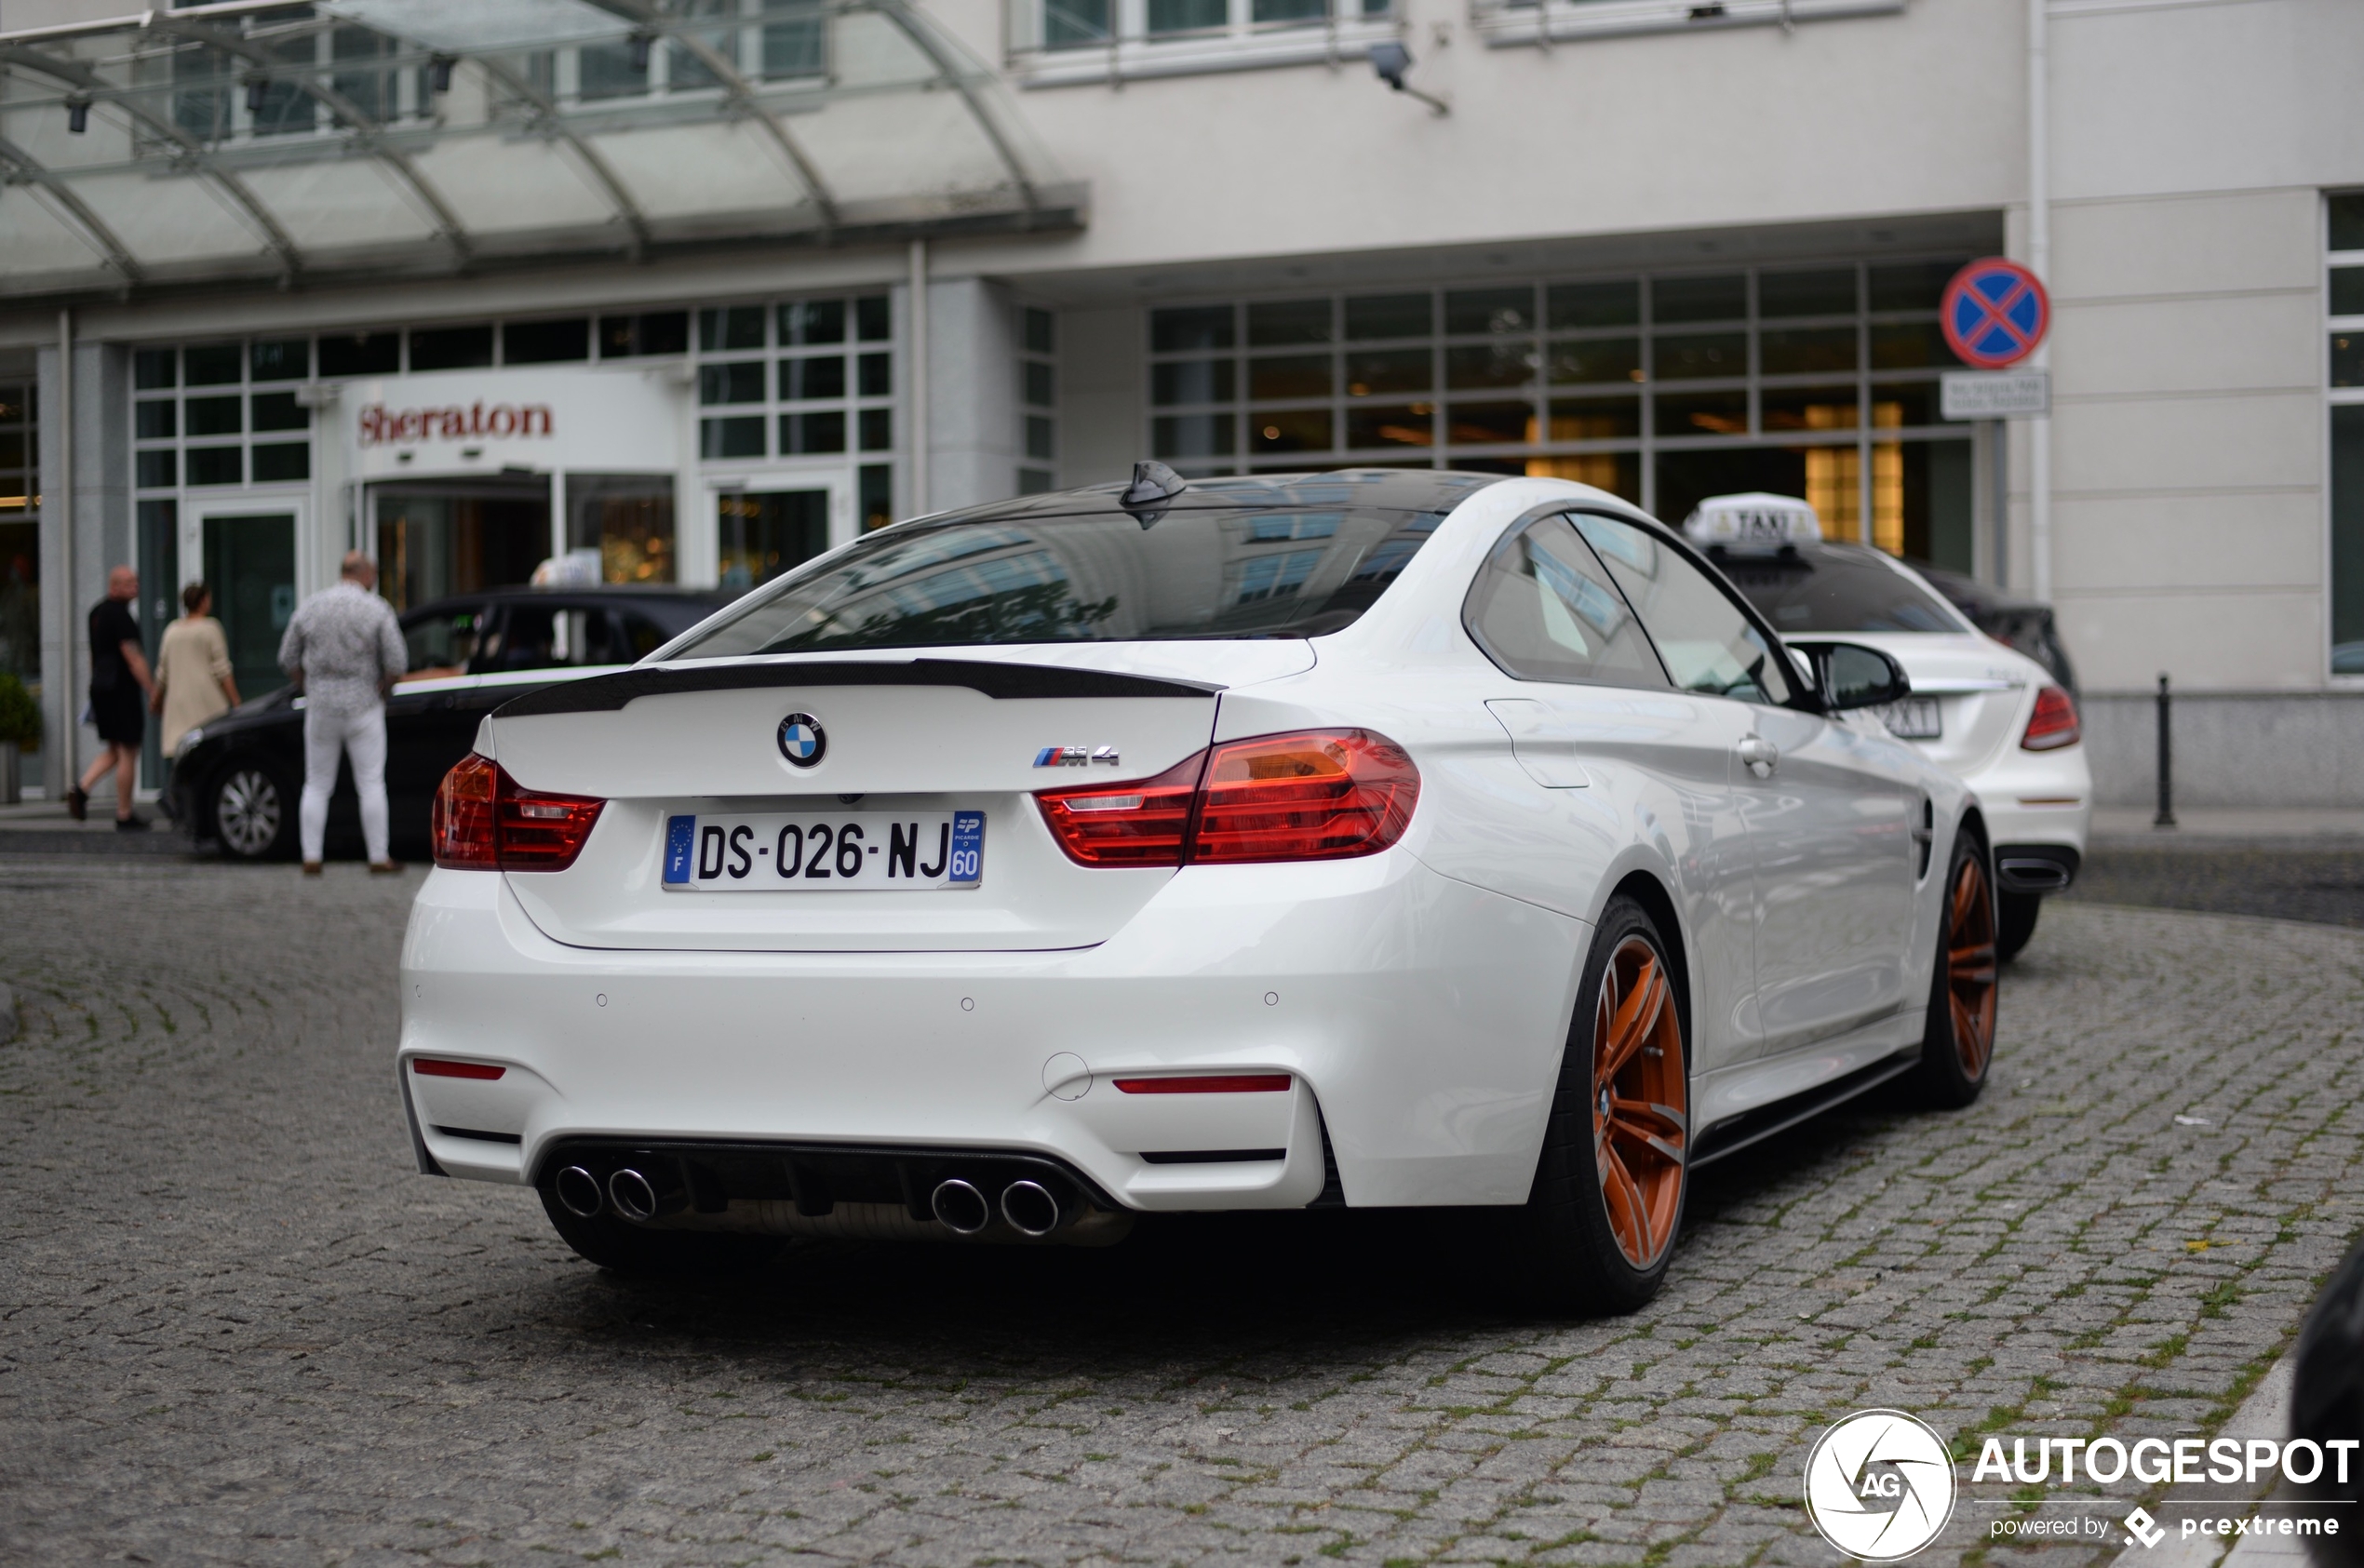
[1592,934,1688,1270]
[1946,854,1998,1079]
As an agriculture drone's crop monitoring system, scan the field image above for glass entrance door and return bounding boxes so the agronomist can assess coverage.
[202,512,296,701]
[373,478,550,611]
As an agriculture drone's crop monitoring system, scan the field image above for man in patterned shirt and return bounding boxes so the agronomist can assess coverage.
[277,552,407,876]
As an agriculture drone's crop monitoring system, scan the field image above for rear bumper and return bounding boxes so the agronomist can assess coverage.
[1964,743,2091,881]
[397,853,1586,1211]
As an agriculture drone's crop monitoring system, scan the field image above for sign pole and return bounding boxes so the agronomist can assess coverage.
[2026,0,2051,601]
[1989,419,2008,588]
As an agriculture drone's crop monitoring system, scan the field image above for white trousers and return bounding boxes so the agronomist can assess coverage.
[301,701,389,864]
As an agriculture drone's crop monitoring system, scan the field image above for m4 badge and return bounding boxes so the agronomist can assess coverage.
[1033,745,1122,768]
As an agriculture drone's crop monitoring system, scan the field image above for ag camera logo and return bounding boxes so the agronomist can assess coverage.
[1804,1410,1957,1561]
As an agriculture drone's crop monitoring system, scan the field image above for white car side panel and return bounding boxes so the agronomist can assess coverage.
[1739,704,1920,1057]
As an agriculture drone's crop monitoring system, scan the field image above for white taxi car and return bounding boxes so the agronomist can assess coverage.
[397,469,2000,1312]
[1695,495,2089,961]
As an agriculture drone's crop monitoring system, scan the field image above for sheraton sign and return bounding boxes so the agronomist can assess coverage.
[345,367,679,478]
[358,400,555,446]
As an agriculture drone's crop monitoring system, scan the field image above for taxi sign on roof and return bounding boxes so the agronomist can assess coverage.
[1941,259,2049,370]
[1685,493,1821,553]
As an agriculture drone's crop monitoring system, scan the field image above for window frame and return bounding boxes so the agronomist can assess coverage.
[1010,0,1397,86]
[1466,0,1903,50]
[1460,510,1673,693]
[1558,507,1822,715]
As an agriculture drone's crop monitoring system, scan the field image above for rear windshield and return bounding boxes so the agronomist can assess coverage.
[668,506,1443,657]
[1716,548,1972,636]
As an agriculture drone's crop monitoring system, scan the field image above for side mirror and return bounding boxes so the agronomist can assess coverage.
[1788,640,1911,712]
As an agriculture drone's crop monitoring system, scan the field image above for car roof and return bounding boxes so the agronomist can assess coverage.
[896,469,1509,530]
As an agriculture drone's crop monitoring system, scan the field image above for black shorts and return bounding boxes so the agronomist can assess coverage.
[91,686,145,746]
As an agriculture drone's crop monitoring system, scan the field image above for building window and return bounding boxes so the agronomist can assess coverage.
[0,380,36,688]
[1467,0,1906,51]
[132,340,315,520]
[1018,306,1057,494]
[1013,0,1396,86]
[570,474,677,584]
[1147,260,1975,562]
[694,292,893,477]
[2329,192,2364,677]
[718,489,828,590]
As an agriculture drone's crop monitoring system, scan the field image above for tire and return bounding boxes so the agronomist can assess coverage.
[1518,894,1690,1315]
[537,1184,786,1279]
[211,759,296,861]
[1914,832,1999,1108]
[1995,891,2041,963]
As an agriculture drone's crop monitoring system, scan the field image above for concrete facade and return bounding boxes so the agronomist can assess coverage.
[3,0,2359,804]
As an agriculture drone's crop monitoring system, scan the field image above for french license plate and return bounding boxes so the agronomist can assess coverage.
[662,811,983,891]
[1878,698,1943,740]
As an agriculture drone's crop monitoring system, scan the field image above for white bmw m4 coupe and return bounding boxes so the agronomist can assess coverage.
[397,466,1998,1313]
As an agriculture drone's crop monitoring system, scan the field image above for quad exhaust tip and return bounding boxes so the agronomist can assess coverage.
[1000,1179,1061,1238]
[608,1167,661,1223]
[931,1178,991,1234]
[555,1164,604,1219]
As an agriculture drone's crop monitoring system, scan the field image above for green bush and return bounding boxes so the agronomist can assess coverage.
[0,671,40,750]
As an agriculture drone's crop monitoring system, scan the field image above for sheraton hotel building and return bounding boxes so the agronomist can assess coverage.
[2,0,2360,808]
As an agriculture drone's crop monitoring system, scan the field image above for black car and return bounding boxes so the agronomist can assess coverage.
[1905,560,2078,694]
[170,586,729,861]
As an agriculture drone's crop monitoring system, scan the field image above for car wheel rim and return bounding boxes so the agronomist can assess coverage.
[1948,855,1999,1079]
[1592,934,1686,1270]
[218,770,281,857]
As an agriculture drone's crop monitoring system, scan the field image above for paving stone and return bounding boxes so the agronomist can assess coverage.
[0,863,2359,1565]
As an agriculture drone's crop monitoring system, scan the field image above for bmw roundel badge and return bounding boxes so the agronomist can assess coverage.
[777,712,826,768]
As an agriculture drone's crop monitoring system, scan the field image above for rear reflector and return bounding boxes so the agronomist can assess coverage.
[1112,1074,1293,1094]
[1035,729,1419,868]
[411,1058,505,1080]
[2021,686,2081,751]
[433,753,606,871]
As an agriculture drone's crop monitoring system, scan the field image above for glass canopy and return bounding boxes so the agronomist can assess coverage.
[0,0,1081,302]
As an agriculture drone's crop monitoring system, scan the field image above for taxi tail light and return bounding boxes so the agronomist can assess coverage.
[432,753,606,871]
[2021,686,2081,751]
[1035,729,1418,867]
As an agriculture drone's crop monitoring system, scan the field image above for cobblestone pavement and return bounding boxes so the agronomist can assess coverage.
[1,859,2358,1568]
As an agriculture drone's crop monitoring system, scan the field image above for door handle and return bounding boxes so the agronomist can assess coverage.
[1738,735,1779,777]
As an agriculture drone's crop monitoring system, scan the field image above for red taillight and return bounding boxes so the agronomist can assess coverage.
[2021,686,2081,751]
[432,754,605,871]
[1113,1074,1292,1093]
[1194,730,1419,864]
[433,753,501,868]
[1034,729,1419,868]
[410,1058,505,1080]
[1032,750,1205,866]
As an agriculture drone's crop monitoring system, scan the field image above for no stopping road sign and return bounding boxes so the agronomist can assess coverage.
[1941,259,2049,369]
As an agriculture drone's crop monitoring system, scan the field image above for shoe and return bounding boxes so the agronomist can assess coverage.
[114,814,149,832]
[65,786,87,821]
[302,861,324,877]
[368,860,403,876]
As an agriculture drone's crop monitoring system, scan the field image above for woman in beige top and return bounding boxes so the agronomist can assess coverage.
[151,582,240,757]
